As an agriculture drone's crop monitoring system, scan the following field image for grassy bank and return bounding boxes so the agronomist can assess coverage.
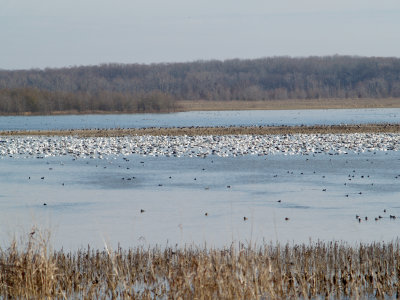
[1,123,400,137]
[0,98,399,116]
[177,98,400,111]
[1,231,400,299]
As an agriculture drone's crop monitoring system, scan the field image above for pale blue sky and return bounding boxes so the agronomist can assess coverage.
[1,0,400,69]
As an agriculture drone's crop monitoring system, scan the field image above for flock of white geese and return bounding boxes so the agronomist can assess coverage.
[0,132,399,158]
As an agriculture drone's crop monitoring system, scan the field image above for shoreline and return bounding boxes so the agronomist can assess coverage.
[0,98,399,116]
[177,98,400,111]
[1,123,400,137]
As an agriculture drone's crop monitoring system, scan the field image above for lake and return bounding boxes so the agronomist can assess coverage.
[1,150,399,250]
[0,108,399,131]
[1,108,399,250]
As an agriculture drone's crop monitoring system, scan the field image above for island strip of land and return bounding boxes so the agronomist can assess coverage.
[1,124,400,137]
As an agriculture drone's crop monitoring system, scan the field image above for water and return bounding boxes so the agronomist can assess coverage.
[0,108,399,131]
[1,108,399,250]
[1,151,399,250]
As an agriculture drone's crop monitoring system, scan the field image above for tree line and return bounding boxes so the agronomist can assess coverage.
[0,88,176,115]
[0,55,399,114]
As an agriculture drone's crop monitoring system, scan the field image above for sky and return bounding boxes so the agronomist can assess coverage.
[1,0,400,70]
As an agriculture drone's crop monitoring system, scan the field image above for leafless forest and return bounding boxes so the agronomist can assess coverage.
[0,55,399,114]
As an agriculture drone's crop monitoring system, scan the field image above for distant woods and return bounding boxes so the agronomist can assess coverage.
[0,55,400,114]
[0,89,176,115]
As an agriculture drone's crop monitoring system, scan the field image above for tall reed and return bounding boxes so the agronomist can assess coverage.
[1,231,399,299]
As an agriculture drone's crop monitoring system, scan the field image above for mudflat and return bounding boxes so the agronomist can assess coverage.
[1,123,399,137]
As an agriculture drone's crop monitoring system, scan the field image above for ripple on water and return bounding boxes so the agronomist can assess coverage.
[0,136,399,249]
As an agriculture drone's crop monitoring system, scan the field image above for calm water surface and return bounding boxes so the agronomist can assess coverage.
[1,108,399,131]
[1,108,399,249]
[1,151,399,250]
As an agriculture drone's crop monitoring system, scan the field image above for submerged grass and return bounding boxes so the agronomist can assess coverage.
[1,230,400,299]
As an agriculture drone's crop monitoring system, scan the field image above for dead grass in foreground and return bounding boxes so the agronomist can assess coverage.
[1,124,400,137]
[1,229,400,299]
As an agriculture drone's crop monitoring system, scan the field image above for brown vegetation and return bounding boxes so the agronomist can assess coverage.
[0,89,178,115]
[1,230,400,299]
[178,98,400,111]
[1,124,400,137]
[1,56,400,115]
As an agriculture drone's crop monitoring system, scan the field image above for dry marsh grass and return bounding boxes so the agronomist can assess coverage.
[2,98,400,117]
[1,123,400,138]
[2,230,400,299]
[177,98,400,111]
